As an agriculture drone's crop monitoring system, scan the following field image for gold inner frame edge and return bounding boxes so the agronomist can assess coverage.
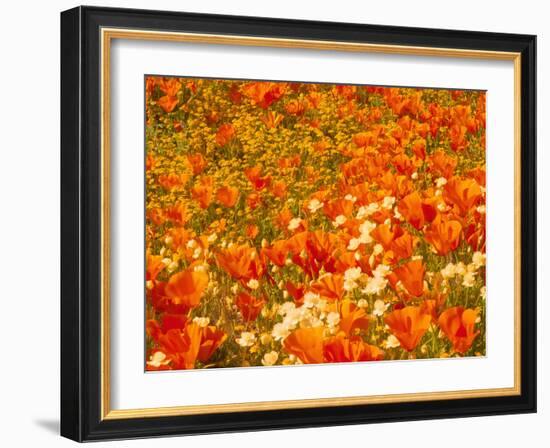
[100,27,522,420]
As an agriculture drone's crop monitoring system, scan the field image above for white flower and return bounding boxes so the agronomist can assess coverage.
[192,247,202,259]
[394,208,402,220]
[358,220,376,244]
[167,260,179,272]
[300,313,323,329]
[411,172,418,180]
[278,301,296,316]
[247,278,260,290]
[308,198,323,213]
[477,205,486,214]
[373,263,390,278]
[283,308,302,328]
[303,292,321,308]
[480,286,487,300]
[383,335,401,349]
[272,323,290,341]
[362,276,388,295]
[382,196,396,209]
[261,351,279,366]
[236,332,256,347]
[287,217,302,231]
[435,177,448,188]
[186,239,197,249]
[344,194,357,203]
[455,262,466,276]
[441,263,456,279]
[462,272,476,288]
[326,311,340,327]
[192,316,210,327]
[344,267,362,282]
[372,299,389,317]
[357,299,368,308]
[146,351,171,368]
[373,244,384,256]
[356,202,379,219]
[347,237,361,251]
[207,233,218,243]
[333,215,347,227]
[472,251,486,268]
[344,279,358,292]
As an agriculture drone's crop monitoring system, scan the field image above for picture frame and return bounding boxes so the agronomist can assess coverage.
[60,5,536,442]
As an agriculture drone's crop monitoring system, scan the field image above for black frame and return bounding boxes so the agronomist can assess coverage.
[61,5,537,442]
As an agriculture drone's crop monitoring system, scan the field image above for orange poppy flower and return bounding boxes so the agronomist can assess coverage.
[164,269,209,313]
[163,201,188,226]
[307,230,338,262]
[283,327,325,364]
[428,150,458,179]
[157,95,178,113]
[215,123,236,147]
[242,82,286,109]
[215,244,260,281]
[216,185,240,207]
[385,306,432,351]
[411,139,426,159]
[339,299,370,335]
[165,227,191,250]
[146,154,156,171]
[236,292,266,321]
[284,99,307,116]
[262,240,289,267]
[158,78,182,97]
[398,191,426,230]
[155,323,202,370]
[438,307,480,354]
[187,153,207,175]
[278,155,301,170]
[391,230,416,260]
[392,153,418,176]
[197,326,227,363]
[158,173,189,191]
[311,273,345,301]
[425,214,462,255]
[246,192,262,210]
[270,180,287,199]
[245,224,259,239]
[260,110,284,129]
[191,176,214,209]
[285,281,306,305]
[393,259,425,297]
[443,177,482,215]
[449,124,468,152]
[371,223,397,250]
[324,335,384,363]
[146,252,165,282]
[245,165,272,191]
[352,131,378,148]
[323,198,354,221]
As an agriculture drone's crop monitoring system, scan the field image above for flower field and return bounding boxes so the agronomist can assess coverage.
[145,76,486,371]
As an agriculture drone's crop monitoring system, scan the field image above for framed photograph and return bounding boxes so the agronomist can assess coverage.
[60,6,536,441]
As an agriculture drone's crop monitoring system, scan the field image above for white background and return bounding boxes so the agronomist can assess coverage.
[111,39,515,409]
[0,0,546,447]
